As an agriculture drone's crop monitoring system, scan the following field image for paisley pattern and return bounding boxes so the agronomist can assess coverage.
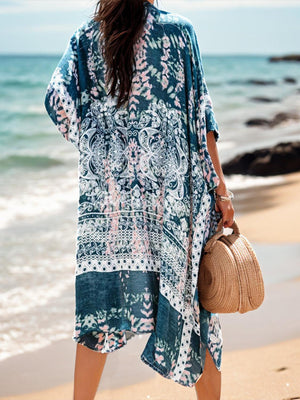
[44,0,223,388]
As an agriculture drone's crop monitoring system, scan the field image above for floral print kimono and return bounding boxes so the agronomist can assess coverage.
[44,0,223,388]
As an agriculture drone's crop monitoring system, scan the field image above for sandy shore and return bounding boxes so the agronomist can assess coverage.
[232,170,300,243]
[1,170,300,400]
[1,336,299,400]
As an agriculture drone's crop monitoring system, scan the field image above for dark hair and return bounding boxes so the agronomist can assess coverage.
[93,0,150,108]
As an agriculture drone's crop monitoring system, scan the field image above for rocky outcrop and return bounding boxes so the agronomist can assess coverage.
[245,112,300,127]
[245,118,270,127]
[229,77,297,86]
[249,96,280,103]
[222,141,300,176]
[283,77,297,84]
[269,55,300,62]
[247,79,277,85]
[228,79,277,85]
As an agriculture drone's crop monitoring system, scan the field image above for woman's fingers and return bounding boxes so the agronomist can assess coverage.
[215,200,235,228]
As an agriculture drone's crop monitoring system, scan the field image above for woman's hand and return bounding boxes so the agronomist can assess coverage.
[214,186,235,229]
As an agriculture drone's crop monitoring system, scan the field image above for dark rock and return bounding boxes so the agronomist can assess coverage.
[247,79,277,85]
[249,96,280,103]
[222,141,300,176]
[275,367,288,372]
[228,79,277,85]
[269,54,300,62]
[283,77,297,84]
[270,112,300,127]
[245,118,270,127]
[245,112,299,127]
[282,397,300,400]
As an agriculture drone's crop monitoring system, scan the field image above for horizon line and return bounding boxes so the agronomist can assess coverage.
[0,52,296,57]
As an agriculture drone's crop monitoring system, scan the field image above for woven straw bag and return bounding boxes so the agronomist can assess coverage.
[198,218,265,314]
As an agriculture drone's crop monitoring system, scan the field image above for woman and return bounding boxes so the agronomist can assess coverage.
[44,0,235,399]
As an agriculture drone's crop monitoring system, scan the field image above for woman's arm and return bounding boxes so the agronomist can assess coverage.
[206,131,235,228]
[206,131,227,194]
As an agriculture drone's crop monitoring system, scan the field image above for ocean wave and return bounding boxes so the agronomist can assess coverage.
[0,330,71,362]
[0,78,46,89]
[0,168,78,230]
[12,131,54,140]
[0,109,47,121]
[27,105,48,115]
[0,279,73,318]
[0,154,63,170]
[224,173,286,190]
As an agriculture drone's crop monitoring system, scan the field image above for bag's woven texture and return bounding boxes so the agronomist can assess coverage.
[198,219,265,314]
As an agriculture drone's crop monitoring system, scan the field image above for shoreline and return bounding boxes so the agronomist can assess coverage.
[227,170,300,242]
[1,170,300,399]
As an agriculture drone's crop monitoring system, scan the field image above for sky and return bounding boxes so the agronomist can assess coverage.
[0,0,300,55]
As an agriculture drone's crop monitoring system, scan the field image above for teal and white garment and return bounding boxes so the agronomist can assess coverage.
[44,0,223,388]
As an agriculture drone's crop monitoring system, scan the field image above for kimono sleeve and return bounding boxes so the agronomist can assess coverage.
[44,33,82,150]
[190,25,220,142]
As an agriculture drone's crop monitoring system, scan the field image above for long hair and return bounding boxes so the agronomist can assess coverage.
[93,0,150,108]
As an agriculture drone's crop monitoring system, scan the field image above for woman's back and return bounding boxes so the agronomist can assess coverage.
[44,0,223,389]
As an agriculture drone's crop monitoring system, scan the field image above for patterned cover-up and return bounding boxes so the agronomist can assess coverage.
[44,0,223,387]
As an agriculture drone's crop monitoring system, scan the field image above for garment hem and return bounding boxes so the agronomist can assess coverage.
[140,353,195,389]
[72,328,154,354]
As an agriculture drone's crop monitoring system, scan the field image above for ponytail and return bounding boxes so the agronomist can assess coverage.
[94,0,149,108]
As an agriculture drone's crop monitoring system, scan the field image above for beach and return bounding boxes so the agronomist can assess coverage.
[1,0,300,394]
[1,337,299,400]
[1,170,299,400]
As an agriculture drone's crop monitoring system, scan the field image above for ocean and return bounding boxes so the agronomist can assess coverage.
[0,53,300,362]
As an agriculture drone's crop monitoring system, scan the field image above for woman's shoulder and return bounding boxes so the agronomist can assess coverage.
[65,18,100,52]
[71,18,99,39]
[146,2,195,30]
[160,10,194,28]
[157,9,197,42]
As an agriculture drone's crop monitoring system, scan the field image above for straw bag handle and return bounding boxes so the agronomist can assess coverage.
[204,219,240,253]
[217,218,240,234]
